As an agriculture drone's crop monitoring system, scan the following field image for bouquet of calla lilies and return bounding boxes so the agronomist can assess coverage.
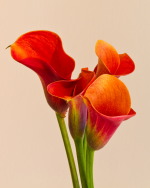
[9,30,136,188]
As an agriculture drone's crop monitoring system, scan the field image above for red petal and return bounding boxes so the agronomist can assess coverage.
[47,68,95,101]
[47,79,79,101]
[73,68,96,95]
[19,58,61,85]
[115,53,135,75]
[86,102,136,150]
[11,30,75,81]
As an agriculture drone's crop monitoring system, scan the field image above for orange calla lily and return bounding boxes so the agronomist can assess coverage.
[10,30,75,116]
[84,74,136,150]
[84,74,131,116]
[95,40,135,77]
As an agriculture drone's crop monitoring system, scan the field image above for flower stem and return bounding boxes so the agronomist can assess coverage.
[75,138,88,188]
[86,145,94,188]
[83,134,87,164]
[56,113,80,188]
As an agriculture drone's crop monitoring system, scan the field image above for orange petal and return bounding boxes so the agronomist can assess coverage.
[115,53,135,75]
[84,74,131,116]
[95,40,120,75]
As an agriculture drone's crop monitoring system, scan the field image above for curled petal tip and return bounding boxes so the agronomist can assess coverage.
[95,40,120,75]
[116,53,135,75]
[95,40,135,76]
[6,45,11,49]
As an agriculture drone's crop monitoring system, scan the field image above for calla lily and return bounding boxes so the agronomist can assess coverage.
[47,68,95,139]
[95,40,135,77]
[10,31,136,188]
[10,30,75,116]
[84,74,136,150]
[48,72,136,148]
[46,39,136,144]
[68,95,87,140]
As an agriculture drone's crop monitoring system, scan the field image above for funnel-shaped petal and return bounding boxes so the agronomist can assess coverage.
[11,31,75,82]
[10,30,75,116]
[86,104,136,150]
[95,40,135,76]
[47,68,95,136]
[84,74,136,150]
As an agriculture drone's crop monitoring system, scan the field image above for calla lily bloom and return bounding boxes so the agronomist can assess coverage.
[95,40,135,77]
[47,39,135,143]
[10,30,75,116]
[48,73,136,146]
[47,68,95,139]
[84,74,136,150]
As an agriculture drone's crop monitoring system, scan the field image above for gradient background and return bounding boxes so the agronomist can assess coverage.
[0,0,149,187]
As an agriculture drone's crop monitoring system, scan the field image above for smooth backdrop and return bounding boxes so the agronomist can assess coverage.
[0,0,149,187]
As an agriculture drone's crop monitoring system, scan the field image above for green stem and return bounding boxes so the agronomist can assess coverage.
[56,113,80,188]
[86,146,94,188]
[83,134,87,168]
[75,138,88,188]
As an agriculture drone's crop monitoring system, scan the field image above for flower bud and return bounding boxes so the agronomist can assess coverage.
[68,96,87,140]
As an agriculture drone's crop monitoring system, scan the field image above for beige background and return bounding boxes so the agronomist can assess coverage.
[0,0,149,187]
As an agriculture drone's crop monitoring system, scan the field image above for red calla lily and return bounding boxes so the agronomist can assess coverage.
[47,68,95,139]
[10,30,75,116]
[95,40,135,77]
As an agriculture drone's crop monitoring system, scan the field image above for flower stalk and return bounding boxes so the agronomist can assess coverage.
[86,146,94,188]
[56,113,80,188]
[10,30,136,188]
[75,138,88,188]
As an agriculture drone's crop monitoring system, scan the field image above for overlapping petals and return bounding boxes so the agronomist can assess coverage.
[10,31,136,147]
[95,40,135,77]
[47,68,95,139]
[10,30,75,116]
[47,68,95,102]
[47,70,136,144]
